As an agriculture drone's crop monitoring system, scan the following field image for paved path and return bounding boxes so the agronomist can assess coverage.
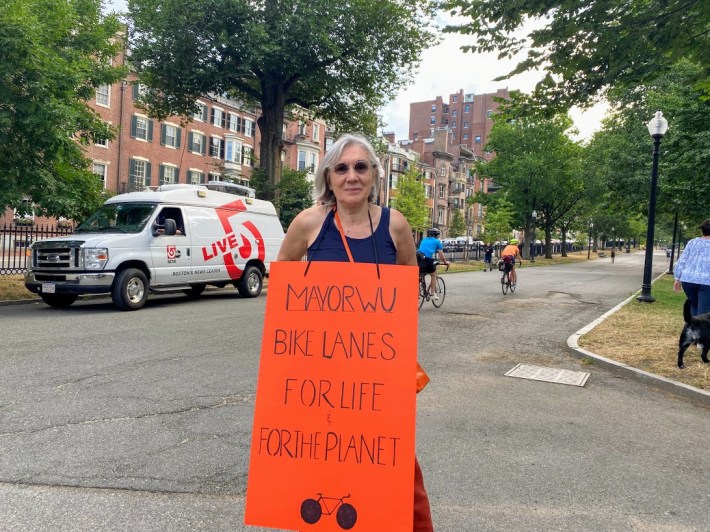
[1,251,708,531]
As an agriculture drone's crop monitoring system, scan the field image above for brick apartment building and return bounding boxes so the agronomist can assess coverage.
[408,88,508,161]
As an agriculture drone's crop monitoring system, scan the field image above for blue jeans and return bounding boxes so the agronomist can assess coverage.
[681,282,710,317]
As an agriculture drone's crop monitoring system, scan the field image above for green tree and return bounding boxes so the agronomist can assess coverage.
[448,208,466,237]
[483,197,514,255]
[391,167,429,235]
[127,0,437,187]
[479,114,586,258]
[442,0,710,112]
[0,0,125,218]
[276,168,312,230]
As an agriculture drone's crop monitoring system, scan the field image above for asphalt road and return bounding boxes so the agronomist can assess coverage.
[1,251,708,531]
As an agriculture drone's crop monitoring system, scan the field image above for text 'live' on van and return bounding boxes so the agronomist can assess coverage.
[24,184,285,310]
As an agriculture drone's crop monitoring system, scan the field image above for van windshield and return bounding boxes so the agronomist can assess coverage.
[75,203,157,233]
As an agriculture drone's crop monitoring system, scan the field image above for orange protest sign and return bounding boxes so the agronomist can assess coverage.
[245,261,419,531]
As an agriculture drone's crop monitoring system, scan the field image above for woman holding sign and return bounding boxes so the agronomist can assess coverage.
[277,133,434,531]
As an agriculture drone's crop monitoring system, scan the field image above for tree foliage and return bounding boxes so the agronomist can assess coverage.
[448,208,466,237]
[127,0,438,187]
[479,113,586,257]
[391,167,429,235]
[276,168,313,230]
[442,0,710,113]
[0,0,125,218]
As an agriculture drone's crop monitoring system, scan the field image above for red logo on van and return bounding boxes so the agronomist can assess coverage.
[166,245,177,260]
[201,199,265,279]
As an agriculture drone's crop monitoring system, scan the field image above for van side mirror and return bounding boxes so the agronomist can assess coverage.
[152,218,177,236]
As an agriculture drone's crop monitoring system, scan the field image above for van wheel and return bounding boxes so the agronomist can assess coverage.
[112,268,148,311]
[184,283,206,298]
[237,265,262,298]
[40,293,78,308]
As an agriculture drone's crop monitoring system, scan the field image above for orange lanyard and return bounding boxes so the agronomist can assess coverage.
[332,208,355,263]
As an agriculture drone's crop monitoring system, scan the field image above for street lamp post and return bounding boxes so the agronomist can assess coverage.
[530,210,537,262]
[611,226,615,251]
[637,111,669,303]
[587,221,593,259]
[669,210,678,274]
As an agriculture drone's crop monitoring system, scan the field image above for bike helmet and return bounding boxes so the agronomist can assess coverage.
[509,238,518,244]
[427,228,440,237]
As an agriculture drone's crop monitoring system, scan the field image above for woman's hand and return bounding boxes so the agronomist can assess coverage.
[673,279,681,292]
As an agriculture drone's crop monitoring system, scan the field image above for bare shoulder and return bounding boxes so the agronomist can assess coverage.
[278,205,328,261]
[388,209,417,266]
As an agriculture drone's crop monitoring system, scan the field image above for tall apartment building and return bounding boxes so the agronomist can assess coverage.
[408,88,508,161]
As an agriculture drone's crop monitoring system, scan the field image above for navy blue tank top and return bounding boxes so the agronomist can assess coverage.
[307,207,397,265]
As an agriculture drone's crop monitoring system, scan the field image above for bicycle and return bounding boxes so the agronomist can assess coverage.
[418,261,449,309]
[498,259,518,295]
[300,493,357,530]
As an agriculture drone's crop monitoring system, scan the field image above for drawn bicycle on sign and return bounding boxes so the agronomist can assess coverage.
[300,493,357,530]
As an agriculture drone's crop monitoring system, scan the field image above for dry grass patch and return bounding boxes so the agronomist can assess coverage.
[0,274,36,301]
[579,274,709,390]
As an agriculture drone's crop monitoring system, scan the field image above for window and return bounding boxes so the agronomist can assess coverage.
[129,158,152,189]
[229,113,240,132]
[452,95,458,103]
[464,93,474,102]
[451,120,456,129]
[225,138,243,163]
[463,121,469,129]
[212,107,225,128]
[425,184,433,198]
[298,121,307,136]
[430,116,436,125]
[188,169,205,185]
[464,104,470,113]
[93,162,107,188]
[159,164,178,185]
[208,172,221,182]
[486,109,493,118]
[439,166,446,177]
[312,123,320,142]
[242,146,253,166]
[475,136,481,144]
[325,137,334,151]
[298,150,307,171]
[309,153,317,173]
[189,131,206,154]
[210,136,223,158]
[463,133,469,140]
[438,184,446,198]
[95,137,108,148]
[431,104,436,112]
[132,83,148,100]
[96,85,110,107]
[193,102,208,122]
[161,123,181,148]
[437,207,445,224]
[244,118,255,137]
[131,115,153,142]
[452,110,457,117]
[389,174,398,190]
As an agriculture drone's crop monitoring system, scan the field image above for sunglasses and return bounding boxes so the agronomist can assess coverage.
[331,161,372,175]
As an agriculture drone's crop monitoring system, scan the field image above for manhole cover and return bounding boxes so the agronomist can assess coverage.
[505,363,590,387]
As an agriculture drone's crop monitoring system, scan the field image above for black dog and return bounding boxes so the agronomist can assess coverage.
[677,299,710,369]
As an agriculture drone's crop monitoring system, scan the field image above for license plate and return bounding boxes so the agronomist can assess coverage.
[42,282,56,294]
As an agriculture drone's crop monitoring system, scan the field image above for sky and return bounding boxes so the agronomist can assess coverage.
[107,2,607,142]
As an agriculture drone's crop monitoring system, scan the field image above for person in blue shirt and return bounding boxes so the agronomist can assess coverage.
[417,228,448,301]
[674,219,710,316]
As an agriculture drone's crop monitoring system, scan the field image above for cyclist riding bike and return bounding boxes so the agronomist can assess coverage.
[418,228,449,301]
[501,239,522,285]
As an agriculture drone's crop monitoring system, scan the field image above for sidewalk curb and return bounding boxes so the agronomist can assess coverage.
[567,271,710,406]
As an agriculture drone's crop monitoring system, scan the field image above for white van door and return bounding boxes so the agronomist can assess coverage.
[149,206,192,285]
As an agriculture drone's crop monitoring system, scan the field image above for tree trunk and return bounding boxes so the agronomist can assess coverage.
[561,227,568,257]
[257,83,286,189]
[544,225,553,259]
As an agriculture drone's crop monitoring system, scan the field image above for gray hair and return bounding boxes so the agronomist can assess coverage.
[314,133,381,204]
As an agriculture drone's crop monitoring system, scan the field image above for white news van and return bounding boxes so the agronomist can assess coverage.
[24,184,285,310]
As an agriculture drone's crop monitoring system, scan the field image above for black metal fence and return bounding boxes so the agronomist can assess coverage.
[0,224,74,274]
